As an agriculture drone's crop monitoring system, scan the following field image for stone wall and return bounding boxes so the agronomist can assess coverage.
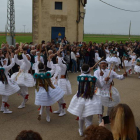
[32,0,85,44]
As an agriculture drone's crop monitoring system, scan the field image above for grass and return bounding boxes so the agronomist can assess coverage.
[0,33,140,45]
[83,34,140,43]
[0,35,32,45]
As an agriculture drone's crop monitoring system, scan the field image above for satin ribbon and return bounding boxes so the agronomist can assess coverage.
[25,95,29,100]
[50,106,52,113]
[3,102,10,108]
[76,117,79,121]
[62,103,67,109]
[38,106,41,111]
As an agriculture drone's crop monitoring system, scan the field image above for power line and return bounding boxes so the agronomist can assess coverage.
[99,0,140,12]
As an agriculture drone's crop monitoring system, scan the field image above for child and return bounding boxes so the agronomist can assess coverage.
[34,57,65,122]
[130,52,136,74]
[123,54,132,75]
[68,64,104,136]
[134,56,140,78]
[11,49,34,109]
[0,53,20,113]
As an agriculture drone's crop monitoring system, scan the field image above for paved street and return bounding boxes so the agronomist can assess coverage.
[0,70,140,140]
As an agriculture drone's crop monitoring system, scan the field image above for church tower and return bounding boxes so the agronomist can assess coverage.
[32,0,87,44]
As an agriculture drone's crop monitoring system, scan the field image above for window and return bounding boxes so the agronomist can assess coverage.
[55,2,62,10]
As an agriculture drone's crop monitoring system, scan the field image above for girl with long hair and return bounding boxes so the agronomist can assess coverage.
[0,53,20,113]
[110,103,140,140]
[34,55,65,122]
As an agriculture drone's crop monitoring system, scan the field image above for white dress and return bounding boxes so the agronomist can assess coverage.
[106,56,111,64]
[34,67,64,106]
[11,54,34,87]
[94,69,124,107]
[35,86,64,106]
[110,56,119,65]
[123,60,132,72]
[68,74,104,118]
[131,55,136,66]
[57,57,72,95]
[134,59,140,73]
[0,58,20,96]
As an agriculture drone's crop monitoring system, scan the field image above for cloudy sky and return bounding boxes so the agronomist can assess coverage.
[0,0,140,35]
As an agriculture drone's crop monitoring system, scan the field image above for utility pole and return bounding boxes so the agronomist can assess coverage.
[23,25,26,33]
[6,0,16,46]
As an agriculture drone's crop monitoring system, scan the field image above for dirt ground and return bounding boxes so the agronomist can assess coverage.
[0,70,140,140]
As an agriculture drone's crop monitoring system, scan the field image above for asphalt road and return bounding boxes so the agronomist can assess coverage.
[0,70,140,140]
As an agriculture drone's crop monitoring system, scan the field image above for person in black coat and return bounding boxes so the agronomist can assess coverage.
[89,46,95,67]
[118,45,126,68]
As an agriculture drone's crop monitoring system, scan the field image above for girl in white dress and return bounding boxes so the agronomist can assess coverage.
[134,57,140,78]
[123,54,132,75]
[68,64,104,136]
[0,53,20,113]
[11,49,34,109]
[53,51,72,117]
[130,52,136,74]
[34,56,65,122]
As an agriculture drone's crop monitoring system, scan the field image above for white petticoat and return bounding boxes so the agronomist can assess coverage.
[116,57,121,66]
[11,72,35,87]
[35,85,64,106]
[110,57,118,64]
[58,79,72,95]
[67,94,102,118]
[0,79,20,96]
[124,61,132,67]
[134,65,140,73]
[96,86,120,107]
[106,57,111,63]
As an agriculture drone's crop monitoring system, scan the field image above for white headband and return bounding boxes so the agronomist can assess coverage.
[99,61,108,65]
[81,67,90,74]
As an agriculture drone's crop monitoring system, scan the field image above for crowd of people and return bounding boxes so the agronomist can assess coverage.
[1,38,140,76]
[0,38,140,140]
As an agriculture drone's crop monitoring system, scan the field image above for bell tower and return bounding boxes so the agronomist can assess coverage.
[32,0,87,44]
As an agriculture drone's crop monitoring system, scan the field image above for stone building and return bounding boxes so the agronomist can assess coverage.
[32,0,87,44]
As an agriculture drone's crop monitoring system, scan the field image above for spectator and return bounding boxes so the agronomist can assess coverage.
[79,47,85,70]
[15,130,42,140]
[71,47,77,73]
[89,45,95,67]
[100,103,140,140]
[64,51,71,71]
[83,125,113,140]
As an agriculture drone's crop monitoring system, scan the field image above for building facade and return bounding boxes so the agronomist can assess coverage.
[32,0,87,44]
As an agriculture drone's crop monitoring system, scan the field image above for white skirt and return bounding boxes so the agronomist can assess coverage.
[67,94,102,118]
[58,79,72,95]
[134,65,140,73]
[35,85,64,106]
[96,87,120,107]
[116,57,121,66]
[106,57,111,63]
[0,79,20,96]
[124,61,132,67]
[11,72,35,87]
[110,57,118,64]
